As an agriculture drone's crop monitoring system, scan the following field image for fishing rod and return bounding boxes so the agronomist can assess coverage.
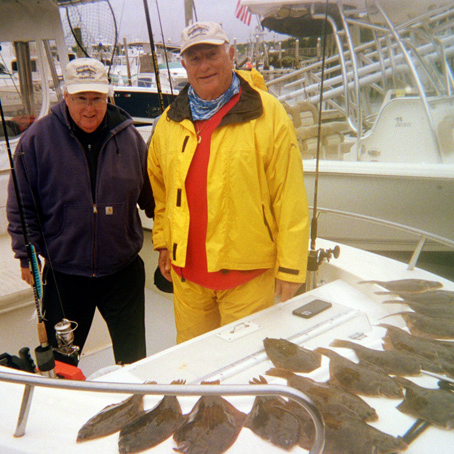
[0,98,55,377]
[0,98,79,375]
[155,0,175,95]
[306,0,340,290]
[142,0,165,113]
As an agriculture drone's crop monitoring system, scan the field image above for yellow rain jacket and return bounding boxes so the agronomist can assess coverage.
[148,73,309,284]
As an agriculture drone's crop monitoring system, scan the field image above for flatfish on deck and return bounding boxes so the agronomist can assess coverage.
[315,347,403,398]
[358,278,442,293]
[244,376,301,450]
[330,339,423,375]
[380,324,454,363]
[77,394,144,442]
[266,368,378,421]
[118,380,186,453]
[395,377,454,429]
[387,311,454,339]
[263,337,321,373]
[383,298,454,319]
[295,409,407,454]
[383,289,454,305]
[173,385,246,454]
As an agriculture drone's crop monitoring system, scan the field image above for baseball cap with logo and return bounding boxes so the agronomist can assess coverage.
[64,58,110,94]
[180,21,229,54]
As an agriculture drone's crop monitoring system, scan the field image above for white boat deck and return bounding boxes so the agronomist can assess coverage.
[1,238,454,453]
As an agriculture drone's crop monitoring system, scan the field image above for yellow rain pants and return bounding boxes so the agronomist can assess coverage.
[171,268,275,344]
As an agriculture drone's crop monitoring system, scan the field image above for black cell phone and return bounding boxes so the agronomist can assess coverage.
[292,299,332,319]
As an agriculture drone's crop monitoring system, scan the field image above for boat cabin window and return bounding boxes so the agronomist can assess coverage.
[0,39,62,139]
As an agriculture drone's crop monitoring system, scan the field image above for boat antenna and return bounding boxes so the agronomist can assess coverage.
[0,98,57,377]
[306,0,340,288]
[142,0,165,112]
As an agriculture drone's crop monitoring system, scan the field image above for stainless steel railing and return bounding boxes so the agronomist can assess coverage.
[310,206,454,270]
[0,370,325,454]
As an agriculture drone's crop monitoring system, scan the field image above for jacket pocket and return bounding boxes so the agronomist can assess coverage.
[46,203,93,266]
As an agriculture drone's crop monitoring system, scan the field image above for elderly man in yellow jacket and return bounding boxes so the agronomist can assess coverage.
[148,22,310,344]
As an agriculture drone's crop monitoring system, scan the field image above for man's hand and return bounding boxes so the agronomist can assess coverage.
[275,278,302,303]
[20,266,34,286]
[158,249,172,282]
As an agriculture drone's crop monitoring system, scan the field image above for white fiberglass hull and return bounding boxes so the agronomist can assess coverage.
[304,161,454,251]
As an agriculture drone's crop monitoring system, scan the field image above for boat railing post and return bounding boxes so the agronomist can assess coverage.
[13,384,34,438]
[375,2,444,163]
[408,235,427,271]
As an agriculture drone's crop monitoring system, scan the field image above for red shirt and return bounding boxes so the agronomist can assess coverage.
[173,90,266,289]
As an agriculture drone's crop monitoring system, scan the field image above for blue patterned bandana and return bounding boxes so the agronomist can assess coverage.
[188,72,240,121]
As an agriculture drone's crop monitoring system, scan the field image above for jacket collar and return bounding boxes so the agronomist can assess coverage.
[167,72,263,126]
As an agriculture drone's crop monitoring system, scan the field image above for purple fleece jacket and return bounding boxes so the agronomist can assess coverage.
[7,100,154,277]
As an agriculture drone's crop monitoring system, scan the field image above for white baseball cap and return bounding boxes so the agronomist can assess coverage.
[64,58,109,94]
[180,21,229,54]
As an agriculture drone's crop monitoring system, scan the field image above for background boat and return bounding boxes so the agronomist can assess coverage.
[244,0,454,252]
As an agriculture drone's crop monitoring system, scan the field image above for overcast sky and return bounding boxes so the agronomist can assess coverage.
[108,0,280,46]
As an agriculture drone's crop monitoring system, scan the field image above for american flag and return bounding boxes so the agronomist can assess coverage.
[235,0,252,26]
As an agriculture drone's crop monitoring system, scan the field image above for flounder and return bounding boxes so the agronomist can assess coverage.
[266,367,378,421]
[315,347,403,398]
[263,337,321,373]
[383,289,454,305]
[358,278,442,293]
[173,383,246,454]
[395,377,454,429]
[77,393,144,442]
[383,298,454,319]
[118,380,186,453]
[387,311,454,339]
[244,376,301,450]
[295,408,407,454]
[380,324,454,363]
[330,339,423,376]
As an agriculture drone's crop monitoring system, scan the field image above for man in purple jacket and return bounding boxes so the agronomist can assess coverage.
[7,58,155,365]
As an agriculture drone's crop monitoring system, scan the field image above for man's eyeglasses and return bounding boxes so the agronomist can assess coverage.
[70,95,108,107]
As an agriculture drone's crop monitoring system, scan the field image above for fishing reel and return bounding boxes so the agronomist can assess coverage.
[53,318,80,364]
[307,245,340,272]
[306,245,341,291]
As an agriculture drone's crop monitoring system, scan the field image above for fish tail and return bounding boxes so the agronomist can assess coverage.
[313,347,333,357]
[330,339,356,349]
[379,312,411,321]
[375,291,396,295]
[265,367,294,381]
[393,376,414,389]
